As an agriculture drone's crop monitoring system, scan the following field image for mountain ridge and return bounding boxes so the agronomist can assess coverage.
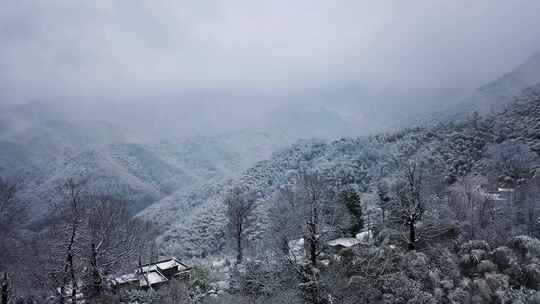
[141,82,540,259]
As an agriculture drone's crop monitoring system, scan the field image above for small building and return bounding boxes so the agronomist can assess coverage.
[138,257,192,280]
[327,237,362,252]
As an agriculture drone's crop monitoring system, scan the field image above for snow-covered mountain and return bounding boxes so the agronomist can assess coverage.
[0,111,293,216]
[138,83,540,259]
[2,53,540,222]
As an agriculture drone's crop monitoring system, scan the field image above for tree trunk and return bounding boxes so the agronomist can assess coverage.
[479,201,488,229]
[236,233,243,264]
[528,208,535,236]
[307,221,318,267]
[302,272,323,304]
[1,272,8,304]
[59,285,65,304]
[408,221,416,250]
[138,257,153,293]
[90,243,102,298]
[69,253,77,304]
[469,197,475,239]
[65,220,78,304]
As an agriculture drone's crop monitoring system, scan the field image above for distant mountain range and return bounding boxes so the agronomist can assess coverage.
[0,117,294,216]
[1,52,539,223]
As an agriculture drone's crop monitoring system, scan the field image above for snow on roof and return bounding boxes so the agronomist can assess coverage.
[156,259,182,270]
[139,271,168,287]
[288,238,304,251]
[355,231,372,242]
[327,238,361,248]
[113,273,138,285]
[139,257,187,273]
[139,264,158,272]
[484,192,506,201]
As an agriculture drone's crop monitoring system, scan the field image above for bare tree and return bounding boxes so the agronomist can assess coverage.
[299,172,325,268]
[88,243,102,300]
[342,190,364,237]
[59,178,85,304]
[376,181,392,223]
[24,179,86,302]
[514,177,540,238]
[271,171,328,304]
[138,256,154,294]
[449,175,487,239]
[84,195,156,299]
[391,161,426,250]
[225,186,256,264]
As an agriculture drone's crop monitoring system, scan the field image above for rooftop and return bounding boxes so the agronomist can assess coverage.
[139,271,168,287]
[139,257,189,273]
[327,238,361,248]
[110,256,191,289]
[112,273,138,285]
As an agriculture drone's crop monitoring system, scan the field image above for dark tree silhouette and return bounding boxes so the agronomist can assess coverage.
[225,187,256,264]
[342,190,364,237]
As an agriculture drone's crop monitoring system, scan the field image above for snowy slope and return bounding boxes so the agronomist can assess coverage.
[0,111,295,217]
[141,84,540,259]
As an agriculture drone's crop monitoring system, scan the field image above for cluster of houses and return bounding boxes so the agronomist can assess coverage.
[57,257,192,302]
[110,257,192,291]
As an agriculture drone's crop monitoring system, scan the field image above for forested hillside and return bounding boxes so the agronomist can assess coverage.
[2,53,539,221]
[2,84,540,304]
[126,84,540,303]
[0,116,291,216]
[142,84,540,259]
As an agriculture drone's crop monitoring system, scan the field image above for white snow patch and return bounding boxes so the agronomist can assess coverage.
[139,271,168,286]
[327,237,361,248]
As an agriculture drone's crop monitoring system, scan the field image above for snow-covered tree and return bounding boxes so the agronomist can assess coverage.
[225,186,256,264]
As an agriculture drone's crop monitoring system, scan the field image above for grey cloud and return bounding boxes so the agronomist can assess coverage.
[1,0,540,115]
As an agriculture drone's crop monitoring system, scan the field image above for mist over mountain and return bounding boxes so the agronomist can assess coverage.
[2,51,540,219]
[426,52,540,123]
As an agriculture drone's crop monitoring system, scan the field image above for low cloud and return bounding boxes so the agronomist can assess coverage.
[1,0,540,120]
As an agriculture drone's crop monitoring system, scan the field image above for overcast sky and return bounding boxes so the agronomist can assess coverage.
[1,0,540,115]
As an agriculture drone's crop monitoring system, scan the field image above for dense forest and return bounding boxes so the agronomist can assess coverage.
[1,84,540,303]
